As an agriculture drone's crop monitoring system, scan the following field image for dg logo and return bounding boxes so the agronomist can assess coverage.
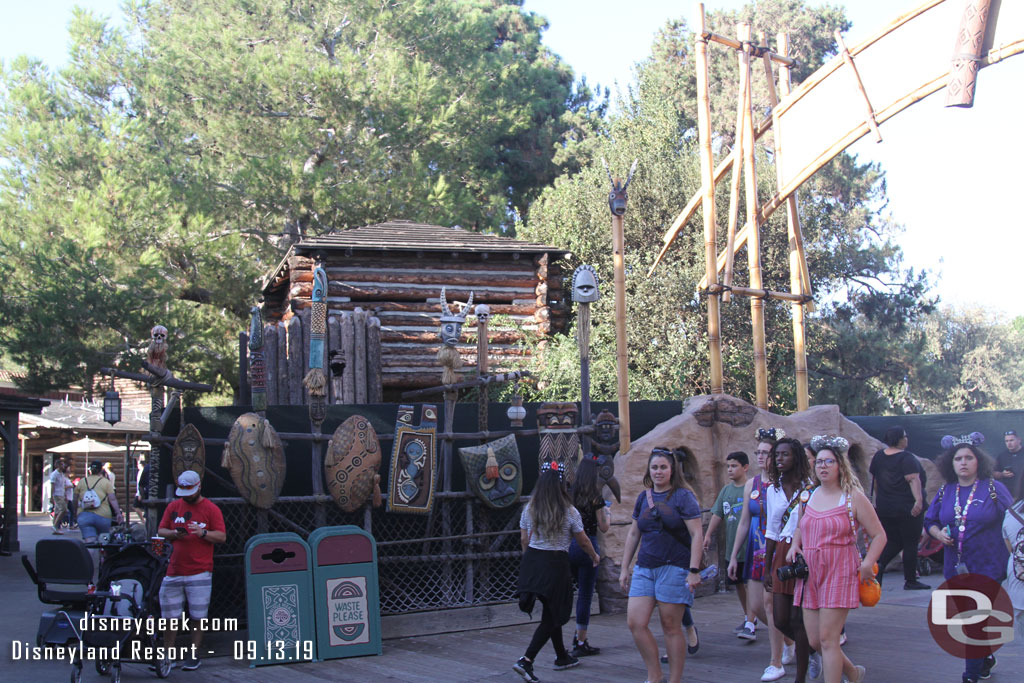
[927,573,1015,659]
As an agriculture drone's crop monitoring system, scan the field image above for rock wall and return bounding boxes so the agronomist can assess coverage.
[596,395,939,612]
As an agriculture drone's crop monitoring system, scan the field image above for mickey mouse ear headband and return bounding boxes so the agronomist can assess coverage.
[540,460,564,479]
[756,427,785,442]
[809,435,850,455]
[940,432,985,449]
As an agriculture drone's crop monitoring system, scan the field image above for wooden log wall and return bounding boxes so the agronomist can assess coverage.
[264,252,567,395]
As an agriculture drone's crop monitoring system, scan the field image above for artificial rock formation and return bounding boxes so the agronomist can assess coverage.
[596,395,938,611]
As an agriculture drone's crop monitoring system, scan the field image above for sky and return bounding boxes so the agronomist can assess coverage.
[2,1,1023,316]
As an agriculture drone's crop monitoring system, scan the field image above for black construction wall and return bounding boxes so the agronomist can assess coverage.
[849,409,1024,461]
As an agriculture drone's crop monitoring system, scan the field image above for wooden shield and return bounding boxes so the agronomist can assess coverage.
[386,405,438,515]
[537,402,580,484]
[220,413,286,509]
[324,415,382,513]
[172,423,206,484]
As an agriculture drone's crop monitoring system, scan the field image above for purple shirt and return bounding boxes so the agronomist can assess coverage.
[924,479,1012,581]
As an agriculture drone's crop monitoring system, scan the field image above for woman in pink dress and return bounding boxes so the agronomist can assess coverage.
[788,436,886,683]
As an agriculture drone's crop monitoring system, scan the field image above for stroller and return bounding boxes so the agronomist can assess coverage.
[75,526,172,682]
[21,537,93,648]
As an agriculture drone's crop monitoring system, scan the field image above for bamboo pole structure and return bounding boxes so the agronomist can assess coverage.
[695,4,724,397]
[709,284,811,303]
[722,32,751,304]
[766,34,810,411]
[739,23,768,410]
[835,30,882,143]
[611,211,631,453]
[701,29,796,65]
[577,300,593,455]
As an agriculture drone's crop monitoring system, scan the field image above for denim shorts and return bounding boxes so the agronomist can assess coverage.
[77,511,112,541]
[629,564,694,605]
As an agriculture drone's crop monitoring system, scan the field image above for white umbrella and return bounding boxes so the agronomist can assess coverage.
[47,436,122,454]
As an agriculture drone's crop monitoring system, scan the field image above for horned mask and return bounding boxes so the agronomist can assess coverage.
[602,158,639,217]
[439,287,474,347]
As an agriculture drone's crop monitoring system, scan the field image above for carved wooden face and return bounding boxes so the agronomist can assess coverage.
[439,321,463,347]
[572,265,600,303]
[537,402,578,430]
[608,180,628,216]
[459,435,522,509]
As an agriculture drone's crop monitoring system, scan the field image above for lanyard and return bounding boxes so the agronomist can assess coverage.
[954,481,979,563]
[752,475,768,537]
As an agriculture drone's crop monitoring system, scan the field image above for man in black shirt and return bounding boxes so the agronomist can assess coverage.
[995,430,1024,483]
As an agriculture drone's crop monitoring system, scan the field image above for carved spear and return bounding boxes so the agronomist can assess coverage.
[302,265,329,496]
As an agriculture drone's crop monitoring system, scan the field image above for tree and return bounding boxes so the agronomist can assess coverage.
[518,0,935,413]
[0,0,580,395]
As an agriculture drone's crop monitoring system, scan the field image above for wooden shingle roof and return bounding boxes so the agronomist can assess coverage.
[294,220,568,255]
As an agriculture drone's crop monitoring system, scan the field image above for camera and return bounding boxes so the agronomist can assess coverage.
[776,553,809,582]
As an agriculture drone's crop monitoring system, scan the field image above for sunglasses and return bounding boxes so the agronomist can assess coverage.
[1006,431,1018,436]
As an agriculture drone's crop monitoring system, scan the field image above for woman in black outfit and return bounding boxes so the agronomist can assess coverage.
[869,426,930,590]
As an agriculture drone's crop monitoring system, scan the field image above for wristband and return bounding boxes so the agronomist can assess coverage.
[689,567,701,574]
[202,529,208,538]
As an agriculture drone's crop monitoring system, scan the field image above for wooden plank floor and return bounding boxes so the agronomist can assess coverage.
[191,582,1024,682]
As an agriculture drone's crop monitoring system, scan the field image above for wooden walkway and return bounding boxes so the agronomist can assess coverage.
[139,585,1024,682]
[4,516,1022,682]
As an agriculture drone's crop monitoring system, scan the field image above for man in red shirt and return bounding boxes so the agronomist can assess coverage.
[157,470,226,671]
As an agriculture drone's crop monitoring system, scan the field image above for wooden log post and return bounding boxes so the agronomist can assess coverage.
[264,323,279,406]
[610,191,632,455]
[341,311,355,404]
[367,315,383,403]
[740,23,769,410]
[695,3,724,397]
[946,0,993,108]
[354,307,368,404]
[475,310,490,440]
[327,314,343,404]
[772,33,811,412]
[298,307,311,404]
[285,315,304,405]
[276,320,289,404]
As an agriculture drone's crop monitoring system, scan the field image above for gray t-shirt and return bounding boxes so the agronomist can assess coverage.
[1002,501,1024,611]
[520,502,583,551]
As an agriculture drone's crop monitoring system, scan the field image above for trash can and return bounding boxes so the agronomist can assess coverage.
[244,532,316,666]
[309,526,382,660]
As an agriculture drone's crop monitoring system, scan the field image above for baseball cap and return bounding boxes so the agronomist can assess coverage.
[175,470,201,497]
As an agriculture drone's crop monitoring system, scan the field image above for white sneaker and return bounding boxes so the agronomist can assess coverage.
[839,631,848,646]
[761,665,786,682]
[781,643,795,665]
[809,652,822,680]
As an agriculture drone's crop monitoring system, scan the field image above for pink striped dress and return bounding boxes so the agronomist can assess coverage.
[793,498,860,609]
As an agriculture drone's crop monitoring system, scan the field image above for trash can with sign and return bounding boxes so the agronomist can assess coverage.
[244,532,316,666]
[309,526,382,660]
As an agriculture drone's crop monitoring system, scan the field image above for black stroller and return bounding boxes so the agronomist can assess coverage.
[76,528,172,682]
[23,528,172,682]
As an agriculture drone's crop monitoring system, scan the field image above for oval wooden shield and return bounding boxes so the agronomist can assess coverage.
[324,415,381,513]
[220,413,285,509]
[172,423,206,484]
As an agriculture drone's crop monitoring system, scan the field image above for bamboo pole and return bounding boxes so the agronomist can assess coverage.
[739,23,768,410]
[710,284,811,303]
[835,30,882,143]
[723,33,750,304]
[770,34,811,411]
[695,4,723,398]
[476,315,489,442]
[701,29,796,65]
[611,211,631,453]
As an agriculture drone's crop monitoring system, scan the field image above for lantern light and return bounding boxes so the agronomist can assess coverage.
[103,376,121,426]
[507,392,526,428]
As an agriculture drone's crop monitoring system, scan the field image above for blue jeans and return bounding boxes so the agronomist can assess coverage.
[77,511,111,541]
[568,535,599,629]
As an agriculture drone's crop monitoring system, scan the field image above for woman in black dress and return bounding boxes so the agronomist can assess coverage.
[869,426,929,590]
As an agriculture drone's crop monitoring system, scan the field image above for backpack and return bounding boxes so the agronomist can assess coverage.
[1006,503,1024,582]
[81,476,105,510]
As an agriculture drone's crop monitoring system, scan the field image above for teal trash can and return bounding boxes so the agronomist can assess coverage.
[309,526,382,660]
[244,533,316,666]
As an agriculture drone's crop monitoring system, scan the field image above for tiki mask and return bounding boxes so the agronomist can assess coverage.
[602,158,638,217]
[537,402,580,483]
[438,287,474,347]
[248,307,267,412]
[172,423,206,483]
[572,265,600,303]
[592,409,620,457]
[459,434,522,509]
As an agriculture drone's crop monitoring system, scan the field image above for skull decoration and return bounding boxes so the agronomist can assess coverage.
[458,434,523,509]
[572,264,600,304]
[151,325,168,344]
[474,303,491,325]
[439,287,474,347]
[602,157,639,217]
[147,324,169,370]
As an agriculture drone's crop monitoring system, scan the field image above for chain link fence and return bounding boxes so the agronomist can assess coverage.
[147,493,524,623]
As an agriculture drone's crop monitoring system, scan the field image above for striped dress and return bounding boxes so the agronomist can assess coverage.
[794,496,860,610]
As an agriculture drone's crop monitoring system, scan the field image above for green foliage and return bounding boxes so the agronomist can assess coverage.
[0,0,580,394]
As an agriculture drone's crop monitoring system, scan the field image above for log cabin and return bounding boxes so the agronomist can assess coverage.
[259,220,571,401]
